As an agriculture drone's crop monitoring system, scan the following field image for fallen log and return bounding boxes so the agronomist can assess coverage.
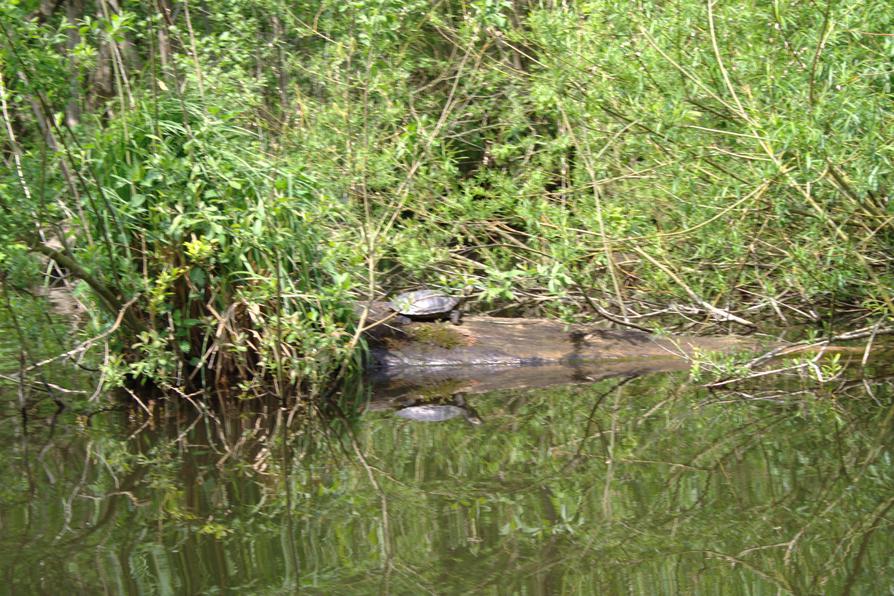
[360,301,762,371]
[357,301,769,400]
[353,302,889,409]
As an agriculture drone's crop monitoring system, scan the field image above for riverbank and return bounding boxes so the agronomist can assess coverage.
[2,0,891,400]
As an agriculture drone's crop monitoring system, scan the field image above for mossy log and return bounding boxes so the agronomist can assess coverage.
[360,304,884,407]
[359,301,763,383]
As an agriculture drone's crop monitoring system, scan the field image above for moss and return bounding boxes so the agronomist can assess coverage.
[406,323,466,349]
[413,380,466,401]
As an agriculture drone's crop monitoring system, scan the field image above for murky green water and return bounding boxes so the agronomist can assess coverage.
[2,366,894,595]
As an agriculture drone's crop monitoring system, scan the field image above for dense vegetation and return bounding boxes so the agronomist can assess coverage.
[1,0,892,394]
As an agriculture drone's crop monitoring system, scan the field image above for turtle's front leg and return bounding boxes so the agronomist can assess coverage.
[395,314,413,325]
[450,309,462,325]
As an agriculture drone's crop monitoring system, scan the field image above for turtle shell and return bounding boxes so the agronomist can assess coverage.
[389,289,459,316]
[395,405,464,422]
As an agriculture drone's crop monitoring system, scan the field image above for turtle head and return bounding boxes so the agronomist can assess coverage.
[464,412,483,426]
[453,393,482,425]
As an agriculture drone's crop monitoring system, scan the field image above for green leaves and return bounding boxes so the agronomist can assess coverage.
[3,0,893,394]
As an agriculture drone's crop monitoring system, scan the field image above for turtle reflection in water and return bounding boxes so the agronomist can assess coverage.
[388,289,463,325]
[395,394,482,425]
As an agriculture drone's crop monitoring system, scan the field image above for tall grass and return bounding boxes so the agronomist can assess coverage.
[90,96,361,394]
[4,92,359,396]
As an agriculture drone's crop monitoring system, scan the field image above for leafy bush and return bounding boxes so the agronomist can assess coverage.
[1,0,892,394]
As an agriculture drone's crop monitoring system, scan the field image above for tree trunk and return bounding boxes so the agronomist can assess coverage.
[65,0,84,127]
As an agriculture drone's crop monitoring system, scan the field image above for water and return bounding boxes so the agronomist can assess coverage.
[2,367,893,595]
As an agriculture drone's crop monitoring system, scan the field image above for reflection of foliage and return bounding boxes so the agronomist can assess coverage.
[1,372,893,593]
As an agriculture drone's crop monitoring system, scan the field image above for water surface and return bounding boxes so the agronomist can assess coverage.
[2,366,893,595]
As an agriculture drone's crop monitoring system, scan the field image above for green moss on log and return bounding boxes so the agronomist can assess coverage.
[406,323,466,349]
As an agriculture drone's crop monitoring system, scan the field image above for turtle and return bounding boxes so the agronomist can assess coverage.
[395,394,482,425]
[388,289,463,325]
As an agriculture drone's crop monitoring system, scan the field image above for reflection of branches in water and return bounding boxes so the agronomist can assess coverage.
[2,366,892,593]
[839,496,894,595]
[479,372,894,592]
[715,372,894,408]
[3,382,367,577]
[646,380,893,590]
[700,549,794,592]
[565,375,636,470]
[1,415,150,590]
